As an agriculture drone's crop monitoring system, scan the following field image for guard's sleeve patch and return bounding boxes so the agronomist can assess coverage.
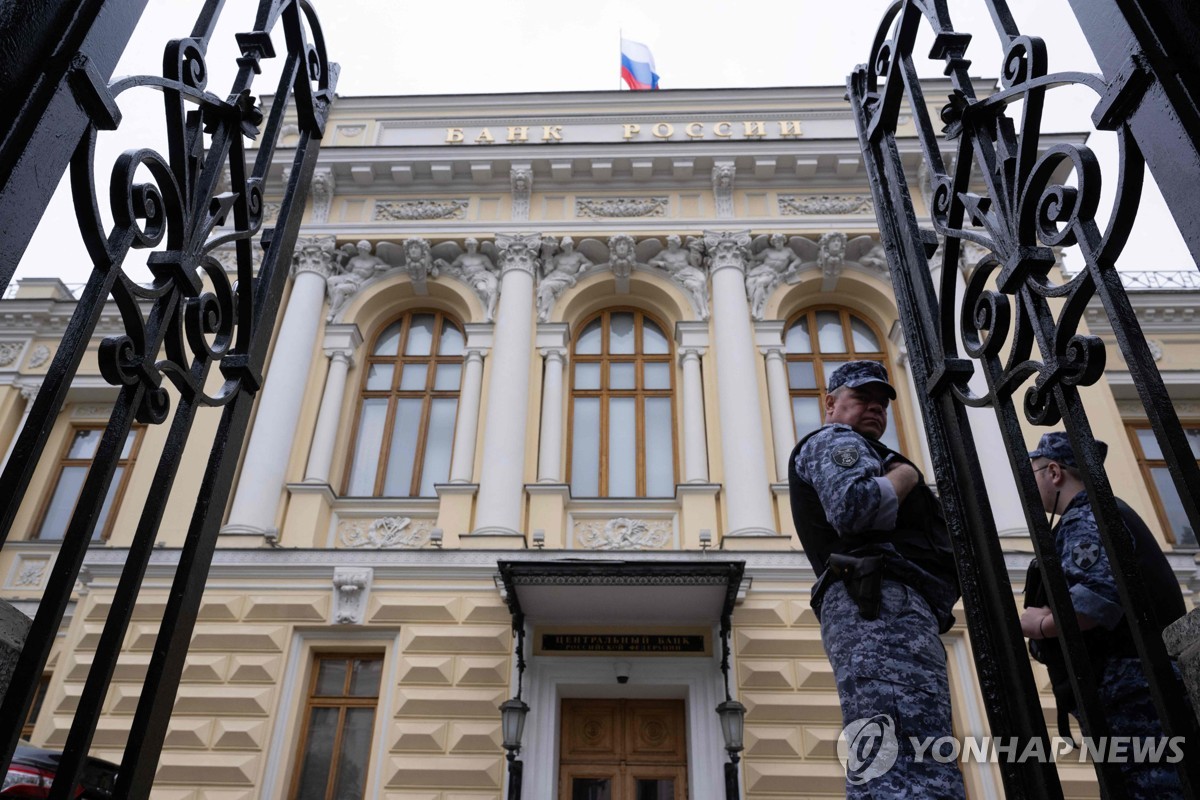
[1071,542,1101,570]
[831,445,860,468]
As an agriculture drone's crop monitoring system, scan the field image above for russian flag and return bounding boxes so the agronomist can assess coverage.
[620,38,660,91]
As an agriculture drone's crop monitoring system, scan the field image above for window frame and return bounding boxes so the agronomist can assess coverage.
[784,306,906,453]
[567,308,679,498]
[21,674,50,740]
[343,310,464,498]
[287,652,384,800]
[32,423,144,542]
[1125,420,1199,547]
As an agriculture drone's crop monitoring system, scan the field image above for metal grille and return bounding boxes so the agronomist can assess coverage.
[0,1,335,798]
[848,1,1200,797]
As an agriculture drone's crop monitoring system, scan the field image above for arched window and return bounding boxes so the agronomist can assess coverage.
[345,312,463,497]
[569,309,677,497]
[785,307,902,451]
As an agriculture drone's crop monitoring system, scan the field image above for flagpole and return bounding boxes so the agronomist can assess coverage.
[618,28,623,90]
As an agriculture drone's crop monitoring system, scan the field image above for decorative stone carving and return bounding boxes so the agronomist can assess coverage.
[331,567,373,624]
[647,235,709,320]
[778,194,874,216]
[373,199,469,221]
[1148,340,1164,361]
[818,231,848,281]
[211,243,264,273]
[511,167,532,221]
[575,197,668,218]
[263,202,281,225]
[27,345,51,368]
[576,518,672,550]
[13,559,47,587]
[537,236,594,322]
[433,237,500,321]
[338,516,435,549]
[338,125,365,138]
[71,405,109,418]
[310,168,336,224]
[712,165,735,219]
[399,237,437,295]
[495,233,543,277]
[607,234,638,288]
[702,230,752,273]
[291,236,339,280]
[326,240,389,319]
[0,342,22,367]
[746,233,801,320]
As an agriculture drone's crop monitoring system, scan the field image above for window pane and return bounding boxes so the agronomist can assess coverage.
[636,779,674,800]
[383,399,423,495]
[433,364,461,391]
[1190,429,1200,460]
[879,406,901,452]
[786,318,812,353]
[1136,428,1162,460]
[821,360,848,387]
[644,362,670,390]
[347,400,387,495]
[577,319,602,354]
[572,778,612,800]
[119,430,138,459]
[571,398,600,496]
[315,659,348,695]
[67,429,102,459]
[792,397,822,441]
[642,319,669,354]
[645,398,674,497]
[399,364,427,391]
[438,323,464,355]
[331,708,375,799]
[294,707,339,800]
[575,362,600,390]
[610,362,635,390]
[1152,467,1198,547]
[94,466,123,540]
[349,659,382,696]
[609,313,635,355]
[373,322,402,356]
[608,398,636,495]
[418,398,457,496]
[404,314,434,356]
[850,316,881,351]
[787,361,816,389]
[816,311,846,352]
[36,466,87,540]
[365,364,393,391]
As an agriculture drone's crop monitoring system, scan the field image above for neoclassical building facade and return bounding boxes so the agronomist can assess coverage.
[1,85,1196,799]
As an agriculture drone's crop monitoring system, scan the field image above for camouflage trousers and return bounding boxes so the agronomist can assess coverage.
[820,579,966,799]
[1074,657,1184,799]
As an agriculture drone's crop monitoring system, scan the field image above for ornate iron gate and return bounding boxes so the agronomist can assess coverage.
[848,1,1200,797]
[0,1,335,797]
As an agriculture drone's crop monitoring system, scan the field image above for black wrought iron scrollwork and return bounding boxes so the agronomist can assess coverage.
[850,1,1200,797]
[0,2,336,798]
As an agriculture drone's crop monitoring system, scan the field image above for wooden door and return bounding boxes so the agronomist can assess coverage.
[559,699,687,800]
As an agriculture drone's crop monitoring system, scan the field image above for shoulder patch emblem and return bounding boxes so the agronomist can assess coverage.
[831,445,860,468]
[1071,542,1100,571]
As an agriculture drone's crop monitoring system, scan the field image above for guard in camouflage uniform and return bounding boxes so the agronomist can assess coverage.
[1021,432,1185,798]
[788,361,964,798]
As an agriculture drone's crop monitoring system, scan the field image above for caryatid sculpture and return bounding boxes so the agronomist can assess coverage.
[433,237,500,321]
[648,234,710,320]
[745,233,801,320]
[537,236,594,322]
[326,240,388,320]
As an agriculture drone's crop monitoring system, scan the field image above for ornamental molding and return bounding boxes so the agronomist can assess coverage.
[1119,399,1200,418]
[712,164,735,219]
[373,199,469,221]
[12,558,48,587]
[778,194,874,215]
[511,167,532,221]
[576,197,668,219]
[338,516,437,549]
[291,235,339,279]
[331,567,373,624]
[496,233,543,277]
[575,518,673,551]
[310,168,336,224]
[703,230,752,274]
[27,345,51,368]
[0,341,23,367]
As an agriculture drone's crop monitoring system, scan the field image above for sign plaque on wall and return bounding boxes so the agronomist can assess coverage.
[534,626,711,656]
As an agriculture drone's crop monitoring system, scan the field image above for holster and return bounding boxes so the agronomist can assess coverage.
[827,553,885,621]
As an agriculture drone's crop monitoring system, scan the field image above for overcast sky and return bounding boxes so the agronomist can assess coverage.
[14,0,1191,286]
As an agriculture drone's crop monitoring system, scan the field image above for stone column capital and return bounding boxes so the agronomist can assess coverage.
[678,347,707,366]
[495,233,543,277]
[291,235,339,279]
[322,323,363,363]
[703,230,753,275]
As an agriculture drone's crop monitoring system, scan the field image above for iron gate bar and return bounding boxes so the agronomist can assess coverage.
[0,1,335,798]
[850,0,1200,796]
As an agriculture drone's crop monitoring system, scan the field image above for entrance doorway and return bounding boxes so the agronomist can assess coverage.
[559,698,688,800]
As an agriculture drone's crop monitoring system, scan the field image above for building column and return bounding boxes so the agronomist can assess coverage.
[472,234,541,537]
[536,323,570,483]
[675,321,712,484]
[224,236,337,536]
[302,324,362,484]
[449,323,494,483]
[704,231,777,537]
[760,339,794,482]
[0,385,37,472]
